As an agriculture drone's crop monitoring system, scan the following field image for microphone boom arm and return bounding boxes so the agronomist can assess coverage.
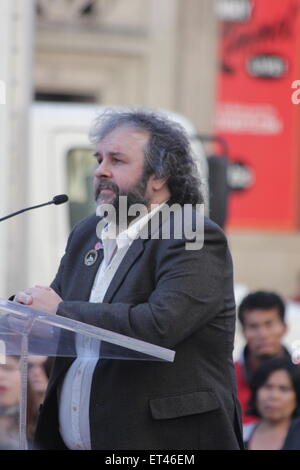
[0,195,68,222]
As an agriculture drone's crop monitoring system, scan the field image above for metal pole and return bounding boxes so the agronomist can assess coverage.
[19,334,29,450]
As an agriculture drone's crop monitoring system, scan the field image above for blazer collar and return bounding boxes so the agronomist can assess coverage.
[75,221,145,304]
[79,200,175,303]
[102,200,175,303]
[103,237,145,304]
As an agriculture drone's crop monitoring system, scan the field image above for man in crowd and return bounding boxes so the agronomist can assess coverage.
[235,290,290,424]
[14,108,243,450]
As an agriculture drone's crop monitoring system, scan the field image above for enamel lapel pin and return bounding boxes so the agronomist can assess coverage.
[84,241,103,266]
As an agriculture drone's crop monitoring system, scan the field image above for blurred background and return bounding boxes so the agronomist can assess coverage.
[1,0,300,354]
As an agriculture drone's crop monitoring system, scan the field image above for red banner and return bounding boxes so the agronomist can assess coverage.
[215,0,300,230]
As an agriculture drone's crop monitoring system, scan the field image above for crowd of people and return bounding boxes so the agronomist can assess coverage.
[235,291,300,450]
[0,355,52,449]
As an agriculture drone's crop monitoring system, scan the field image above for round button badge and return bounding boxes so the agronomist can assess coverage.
[84,249,98,266]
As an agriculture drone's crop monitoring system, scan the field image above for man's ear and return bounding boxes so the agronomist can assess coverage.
[149,174,169,191]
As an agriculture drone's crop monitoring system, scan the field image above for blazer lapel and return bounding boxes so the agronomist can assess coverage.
[72,202,171,303]
[72,236,104,301]
[103,237,145,304]
[102,202,171,304]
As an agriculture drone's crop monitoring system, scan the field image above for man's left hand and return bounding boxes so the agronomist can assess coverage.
[14,286,62,314]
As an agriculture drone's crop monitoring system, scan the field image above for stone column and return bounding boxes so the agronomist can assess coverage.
[175,0,218,134]
[0,0,35,296]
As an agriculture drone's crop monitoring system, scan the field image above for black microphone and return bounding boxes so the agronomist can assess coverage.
[0,194,69,222]
[52,194,69,205]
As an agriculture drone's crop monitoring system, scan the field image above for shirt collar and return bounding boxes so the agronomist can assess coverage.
[101,200,168,250]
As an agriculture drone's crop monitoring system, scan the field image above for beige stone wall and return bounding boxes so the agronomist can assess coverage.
[228,231,300,300]
[176,0,217,133]
[34,0,217,127]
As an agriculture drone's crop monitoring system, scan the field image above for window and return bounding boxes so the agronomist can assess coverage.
[66,148,97,228]
[35,92,96,103]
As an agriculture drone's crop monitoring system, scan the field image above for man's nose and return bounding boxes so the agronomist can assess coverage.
[94,160,112,179]
[257,326,270,340]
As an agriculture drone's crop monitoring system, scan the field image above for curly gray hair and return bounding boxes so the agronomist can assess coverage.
[89,108,203,205]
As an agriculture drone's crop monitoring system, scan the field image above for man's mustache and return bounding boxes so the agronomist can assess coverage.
[95,180,119,199]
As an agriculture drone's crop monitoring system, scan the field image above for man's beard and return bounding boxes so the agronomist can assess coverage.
[94,173,150,226]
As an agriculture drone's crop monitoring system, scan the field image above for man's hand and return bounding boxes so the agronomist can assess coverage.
[14,286,62,314]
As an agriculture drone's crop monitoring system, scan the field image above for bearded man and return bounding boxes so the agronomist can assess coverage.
[13,109,243,450]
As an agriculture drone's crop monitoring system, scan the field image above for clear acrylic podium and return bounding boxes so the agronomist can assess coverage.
[0,298,175,450]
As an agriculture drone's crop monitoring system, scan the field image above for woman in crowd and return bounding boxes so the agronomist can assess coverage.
[0,355,52,449]
[0,356,21,448]
[244,357,300,450]
[28,356,50,408]
[27,356,53,445]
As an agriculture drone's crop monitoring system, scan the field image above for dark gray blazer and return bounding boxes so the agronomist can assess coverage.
[34,207,243,450]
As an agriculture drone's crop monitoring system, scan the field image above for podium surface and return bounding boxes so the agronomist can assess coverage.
[0,299,175,449]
